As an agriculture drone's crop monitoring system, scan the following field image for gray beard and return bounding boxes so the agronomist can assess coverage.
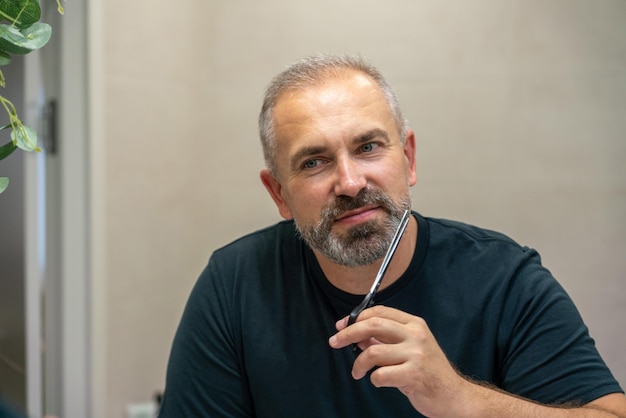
[295,188,411,267]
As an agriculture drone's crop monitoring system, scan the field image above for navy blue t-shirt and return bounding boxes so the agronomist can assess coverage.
[159,213,622,417]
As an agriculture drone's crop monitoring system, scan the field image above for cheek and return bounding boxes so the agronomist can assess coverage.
[373,162,414,193]
[286,181,329,215]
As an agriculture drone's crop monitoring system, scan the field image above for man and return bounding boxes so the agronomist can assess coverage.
[159,54,625,417]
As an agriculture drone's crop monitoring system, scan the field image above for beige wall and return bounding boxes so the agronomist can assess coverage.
[98,0,626,415]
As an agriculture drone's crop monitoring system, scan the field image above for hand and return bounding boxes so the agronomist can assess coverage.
[329,305,473,418]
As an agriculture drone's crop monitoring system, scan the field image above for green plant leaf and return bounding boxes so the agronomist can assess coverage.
[0,0,41,29]
[0,50,10,65]
[11,124,39,152]
[0,22,51,55]
[0,176,8,193]
[0,139,17,160]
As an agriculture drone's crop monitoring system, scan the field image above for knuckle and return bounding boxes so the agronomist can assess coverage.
[412,328,430,345]
[370,367,390,388]
[366,344,386,361]
[367,316,386,330]
[370,305,387,316]
[413,316,427,327]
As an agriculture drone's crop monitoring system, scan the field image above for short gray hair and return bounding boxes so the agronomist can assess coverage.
[258,54,409,176]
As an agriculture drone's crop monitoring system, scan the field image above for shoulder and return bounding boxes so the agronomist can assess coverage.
[417,214,550,301]
[425,216,520,245]
[212,219,300,262]
[422,215,535,261]
[185,219,302,321]
[195,219,304,296]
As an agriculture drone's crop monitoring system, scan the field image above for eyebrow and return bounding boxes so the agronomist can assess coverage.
[290,145,328,172]
[289,128,391,172]
[354,128,390,145]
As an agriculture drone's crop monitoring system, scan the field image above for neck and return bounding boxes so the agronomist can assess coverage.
[314,216,418,295]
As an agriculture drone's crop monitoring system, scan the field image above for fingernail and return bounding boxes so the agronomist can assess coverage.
[329,334,337,346]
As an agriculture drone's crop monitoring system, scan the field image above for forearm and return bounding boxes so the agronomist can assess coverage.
[330,306,626,418]
[454,379,623,418]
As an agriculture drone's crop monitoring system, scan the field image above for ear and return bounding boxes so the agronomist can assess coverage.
[403,130,418,187]
[260,169,293,219]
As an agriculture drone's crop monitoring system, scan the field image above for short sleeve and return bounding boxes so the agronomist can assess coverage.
[158,256,254,417]
[497,251,622,405]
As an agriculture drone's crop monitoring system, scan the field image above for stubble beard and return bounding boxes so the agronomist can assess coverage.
[294,188,411,267]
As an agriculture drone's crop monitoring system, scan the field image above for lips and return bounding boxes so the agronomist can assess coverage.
[334,205,380,223]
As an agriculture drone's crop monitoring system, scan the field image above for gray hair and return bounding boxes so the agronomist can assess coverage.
[258,54,409,176]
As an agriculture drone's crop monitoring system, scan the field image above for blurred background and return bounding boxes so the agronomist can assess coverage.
[1,0,624,417]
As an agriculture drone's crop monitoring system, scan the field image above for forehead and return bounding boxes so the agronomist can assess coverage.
[274,70,383,110]
[271,72,395,143]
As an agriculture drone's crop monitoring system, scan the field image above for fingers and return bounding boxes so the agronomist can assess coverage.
[329,306,469,417]
[330,315,404,350]
[334,315,349,331]
[355,305,418,324]
[329,305,433,381]
[350,341,406,380]
[368,362,415,389]
[334,305,416,330]
[330,305,423,349]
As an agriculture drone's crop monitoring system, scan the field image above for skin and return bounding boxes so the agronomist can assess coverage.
[261,70,418,294]
[260,70,626,418]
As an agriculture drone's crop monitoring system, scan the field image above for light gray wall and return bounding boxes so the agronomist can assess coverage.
[97,1,626,415]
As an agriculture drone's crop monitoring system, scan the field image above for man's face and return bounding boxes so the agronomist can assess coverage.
[261,71,417,266]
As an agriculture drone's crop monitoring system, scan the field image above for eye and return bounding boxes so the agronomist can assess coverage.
[302,158,322,170]
[359,142,379,153]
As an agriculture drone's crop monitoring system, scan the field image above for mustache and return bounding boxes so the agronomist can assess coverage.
[320,188,394,221]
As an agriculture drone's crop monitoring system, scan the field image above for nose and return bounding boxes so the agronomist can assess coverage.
[333,156,367,197]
